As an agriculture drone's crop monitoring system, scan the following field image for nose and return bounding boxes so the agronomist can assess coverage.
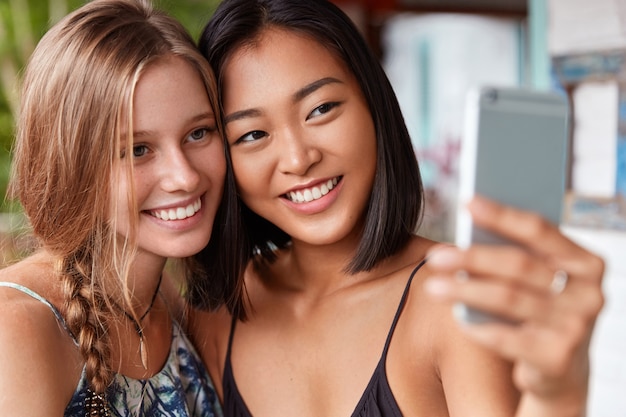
[159,148,201,192]
[276,127,322,176]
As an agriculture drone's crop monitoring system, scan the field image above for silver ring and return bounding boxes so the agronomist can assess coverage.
[550,269,569,295]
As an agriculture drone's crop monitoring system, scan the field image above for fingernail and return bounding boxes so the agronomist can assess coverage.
[424,278,452,296]
[468,195,494,217]
[427,247,459,266]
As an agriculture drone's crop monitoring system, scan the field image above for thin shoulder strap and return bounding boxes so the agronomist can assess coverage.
[0,282,79,346]
[380,258,427,356]
[225,312,238,364]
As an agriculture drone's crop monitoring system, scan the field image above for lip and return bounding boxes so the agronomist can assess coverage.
[282,176,342,204]
[281,176,343,214]
[144,195,203,222]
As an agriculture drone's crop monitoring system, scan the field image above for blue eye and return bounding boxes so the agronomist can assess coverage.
[132,145,149,158]
[188,127,216,142]
[119,144,148,159]
[119,143,149,159]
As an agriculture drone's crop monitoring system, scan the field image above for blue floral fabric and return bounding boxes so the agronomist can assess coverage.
[0,282,221,417]
[65,321,222,417]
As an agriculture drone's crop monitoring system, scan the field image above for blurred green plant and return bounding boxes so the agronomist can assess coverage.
[0,0,219,213]
[160,0,220,40]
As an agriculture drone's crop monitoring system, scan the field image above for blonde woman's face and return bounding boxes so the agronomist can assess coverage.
[113,56,225,261]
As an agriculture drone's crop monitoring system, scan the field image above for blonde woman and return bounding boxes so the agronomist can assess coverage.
[0,0,232,415]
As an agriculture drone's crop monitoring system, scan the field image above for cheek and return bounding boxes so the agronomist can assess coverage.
[109,168,131,220]
[110,183,132,237]
[200,147,227,186]
[335,116,377,168]
[111,166,152,226]
[231,156,280,218]
[356,109,377,151]
[231,152,268,197]
[354,116,378,169]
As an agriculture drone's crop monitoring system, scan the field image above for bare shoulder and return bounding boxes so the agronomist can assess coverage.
[0,257,83,415]
[189,305,232,358]
[384,235,437,286]
[397,236,502,361]
[394,237,519,416]
[375,234,446,370]
[392,236,453,351]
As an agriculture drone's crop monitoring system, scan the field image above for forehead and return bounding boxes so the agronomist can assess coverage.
[120,56,210,131]
[221,28,356,107]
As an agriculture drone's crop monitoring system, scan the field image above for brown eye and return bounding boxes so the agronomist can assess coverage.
[307,102,339,120]
[236,130,267,144]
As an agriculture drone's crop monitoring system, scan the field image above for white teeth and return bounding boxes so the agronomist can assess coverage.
[303,189,313,202]
[286,177,339,204]
[151,198,202,220]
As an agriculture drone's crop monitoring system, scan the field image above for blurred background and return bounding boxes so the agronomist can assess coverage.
[0,1,625,415]
[330,5,626,414]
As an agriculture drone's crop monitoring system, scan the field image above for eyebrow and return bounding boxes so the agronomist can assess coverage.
[224,77,343,124]
[293,77,342,103]
[130,112,215,139]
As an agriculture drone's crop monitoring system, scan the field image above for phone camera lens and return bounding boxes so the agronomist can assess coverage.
[484,88,498,102]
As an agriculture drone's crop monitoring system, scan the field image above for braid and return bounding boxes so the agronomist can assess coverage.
[59,255,113,395]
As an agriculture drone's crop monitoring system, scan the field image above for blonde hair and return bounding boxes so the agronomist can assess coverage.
[9,0,220,393]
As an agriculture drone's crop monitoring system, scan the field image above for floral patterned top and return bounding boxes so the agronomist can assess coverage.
[0,282,223,417]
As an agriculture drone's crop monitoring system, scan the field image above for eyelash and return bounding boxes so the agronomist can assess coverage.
[120,126,215,158]
[235,130,267,144]
[120,145,149,159]
[306,101,339,120]
[189,127,216,142]
[233,101,341,145]
[132,145,149,158]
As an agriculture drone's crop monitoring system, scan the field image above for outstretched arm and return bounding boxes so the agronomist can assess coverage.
[425,195,604,417]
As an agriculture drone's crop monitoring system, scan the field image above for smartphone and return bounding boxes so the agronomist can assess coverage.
[454,86,569,324]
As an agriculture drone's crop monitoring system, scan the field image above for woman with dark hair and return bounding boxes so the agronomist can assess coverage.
[191,1,604,416]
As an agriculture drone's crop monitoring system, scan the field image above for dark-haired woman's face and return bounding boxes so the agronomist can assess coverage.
[221,28,377,247]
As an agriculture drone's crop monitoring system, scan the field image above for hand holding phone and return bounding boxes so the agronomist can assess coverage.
[454,86,569,324]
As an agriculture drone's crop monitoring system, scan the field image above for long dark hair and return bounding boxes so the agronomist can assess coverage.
[195,0,424,318]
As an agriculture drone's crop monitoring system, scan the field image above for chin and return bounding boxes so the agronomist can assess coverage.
[147,235,213,259]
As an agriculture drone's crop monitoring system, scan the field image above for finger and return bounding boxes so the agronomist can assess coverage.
[461,319,590,378]
[512,350,590,397]
[427,245,556,293]
[425,267,603,329]
[425,274,560,324]
[467,196,586,260]
[466,196,606,286]
[424,272,604,392]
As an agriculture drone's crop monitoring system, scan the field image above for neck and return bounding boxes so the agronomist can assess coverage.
[121,272,163,370]
[122,252,168,311]
[270,237,363,295]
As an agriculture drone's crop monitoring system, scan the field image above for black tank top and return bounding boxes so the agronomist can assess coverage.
[223,259,427,417]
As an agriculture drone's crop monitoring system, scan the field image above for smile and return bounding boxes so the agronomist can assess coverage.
[149,197,201,220]
[284,177,340,203]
